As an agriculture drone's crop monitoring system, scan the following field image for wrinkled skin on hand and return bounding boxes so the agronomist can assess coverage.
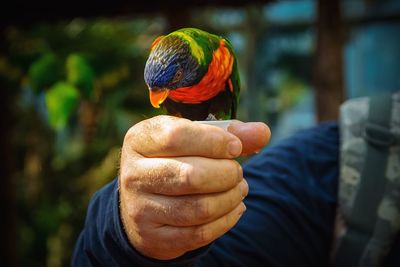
[119,115,270,260]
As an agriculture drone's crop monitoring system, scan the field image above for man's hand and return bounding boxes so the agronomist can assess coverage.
[119,115,270,260]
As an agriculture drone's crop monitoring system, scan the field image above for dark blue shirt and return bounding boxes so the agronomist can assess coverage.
[71,122,399,266]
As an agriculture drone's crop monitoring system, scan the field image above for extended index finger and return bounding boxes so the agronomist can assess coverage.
[228,121,271,156]
[124,115,242,158]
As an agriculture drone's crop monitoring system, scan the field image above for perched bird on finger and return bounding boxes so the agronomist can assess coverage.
[144,27,240,121]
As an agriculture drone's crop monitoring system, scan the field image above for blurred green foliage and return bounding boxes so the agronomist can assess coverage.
[28,53,62,93]
[2,18,166,267]
[45,81,80,130]
[66,54,94,98]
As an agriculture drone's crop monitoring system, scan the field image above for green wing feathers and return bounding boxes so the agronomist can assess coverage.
[222,37,240,119]
[171,28,220,67]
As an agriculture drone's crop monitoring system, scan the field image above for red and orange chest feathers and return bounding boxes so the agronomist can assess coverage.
[168,39,235,104]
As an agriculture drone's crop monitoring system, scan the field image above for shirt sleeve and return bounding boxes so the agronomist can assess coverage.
[71,178,212,267]
[72,122,340,267]
[198,121,340,267]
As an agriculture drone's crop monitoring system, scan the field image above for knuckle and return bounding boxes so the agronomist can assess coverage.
[224,212,233,230]
[179,163,196,191]
[194,226,213,246]
[138,231,156,248]
[233,160,242,173]
[218,160,241,186]
[156,114,178,123]
[174,229,189,243]
[159,123,184,151]
[126,203,147,224]
[209,133,225,155]
[135,228,150,244]
[194,198,212,222]
[120,163,141,191]
[234,161,243,182]
[227,189,237,208]
[230,160,241,177]
[124,125,135,141]
[168,199,197,226]
[119,175,132,190]
[124,123,141,144]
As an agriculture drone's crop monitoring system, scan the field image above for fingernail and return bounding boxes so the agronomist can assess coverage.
[240,179,248,198]
[228,139,242,157]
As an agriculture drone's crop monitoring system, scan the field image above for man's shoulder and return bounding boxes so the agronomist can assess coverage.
[285,121,339,149]
[243,121,339,197]
[248,121,339,165]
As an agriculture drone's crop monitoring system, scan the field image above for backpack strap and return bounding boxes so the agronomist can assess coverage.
[334,93,399,266]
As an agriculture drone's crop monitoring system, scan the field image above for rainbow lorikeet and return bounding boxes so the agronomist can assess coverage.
[144,28,240,121]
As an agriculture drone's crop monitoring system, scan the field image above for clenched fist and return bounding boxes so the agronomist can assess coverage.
[119,116,270,260]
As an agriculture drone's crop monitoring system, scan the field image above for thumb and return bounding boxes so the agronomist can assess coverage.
[227,121,271,156]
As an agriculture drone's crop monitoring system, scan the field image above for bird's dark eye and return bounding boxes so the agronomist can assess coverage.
[172,69,183,84]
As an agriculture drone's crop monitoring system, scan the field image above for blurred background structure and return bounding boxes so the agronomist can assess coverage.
[1,0,399,266]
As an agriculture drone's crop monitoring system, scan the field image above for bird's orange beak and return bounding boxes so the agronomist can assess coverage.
[149,89,170,108]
